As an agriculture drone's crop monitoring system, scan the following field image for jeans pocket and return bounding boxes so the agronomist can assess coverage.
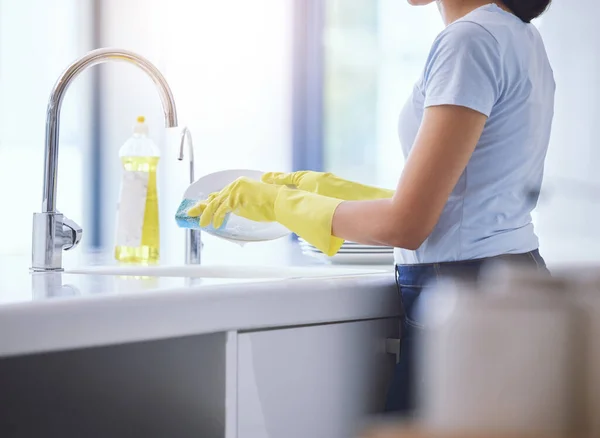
[398,285,425,329]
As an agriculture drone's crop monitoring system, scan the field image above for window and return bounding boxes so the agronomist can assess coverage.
[0,0,93,255]
[322,0,442,188]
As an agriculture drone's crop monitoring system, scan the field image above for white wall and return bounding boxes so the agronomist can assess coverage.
[535,0,600,264]
[98,0,293,263]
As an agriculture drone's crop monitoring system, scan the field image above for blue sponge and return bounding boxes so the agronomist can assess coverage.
[174,198,230,232]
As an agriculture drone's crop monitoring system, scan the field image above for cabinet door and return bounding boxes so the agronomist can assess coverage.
[236,318,398,438]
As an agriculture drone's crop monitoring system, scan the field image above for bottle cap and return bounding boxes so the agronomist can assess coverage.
[133,115,149,136]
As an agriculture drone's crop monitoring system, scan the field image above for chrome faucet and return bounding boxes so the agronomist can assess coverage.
[178,127,203,264]
[32,48,178,272]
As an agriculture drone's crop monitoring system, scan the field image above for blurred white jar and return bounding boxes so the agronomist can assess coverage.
[487,263,600,438]
[418,270,581,437]
[560,267,600,438]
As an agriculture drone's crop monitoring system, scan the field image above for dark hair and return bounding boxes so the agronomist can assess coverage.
[502,0,552,23]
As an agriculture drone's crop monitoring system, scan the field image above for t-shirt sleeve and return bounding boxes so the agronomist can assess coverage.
[423,21,501,117]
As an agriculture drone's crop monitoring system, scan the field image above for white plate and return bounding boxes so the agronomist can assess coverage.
[183,169,290,242]
[298,242,393,253]
[299,246,393,254]
[306,250,394,256]
[303,251,395,265]
[299,238,381,244]
[298,238,392,250]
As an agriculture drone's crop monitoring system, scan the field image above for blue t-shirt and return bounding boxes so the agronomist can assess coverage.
[395,4,555,264]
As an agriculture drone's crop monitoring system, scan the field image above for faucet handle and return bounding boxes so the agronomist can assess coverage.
[31,212,83,271]
[62,216,83,251]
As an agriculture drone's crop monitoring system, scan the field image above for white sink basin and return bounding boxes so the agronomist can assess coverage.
[66,264,389,279]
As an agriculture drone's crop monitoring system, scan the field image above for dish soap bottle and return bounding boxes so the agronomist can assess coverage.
[114,116,160,264]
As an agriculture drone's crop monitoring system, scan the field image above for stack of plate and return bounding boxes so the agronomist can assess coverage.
[298,238,394,265]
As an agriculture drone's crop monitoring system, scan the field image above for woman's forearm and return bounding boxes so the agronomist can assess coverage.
[331,199,423,250]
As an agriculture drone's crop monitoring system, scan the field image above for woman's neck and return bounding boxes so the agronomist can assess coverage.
[437,0,511,25]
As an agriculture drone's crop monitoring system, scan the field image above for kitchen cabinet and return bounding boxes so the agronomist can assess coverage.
[235,319,398,438]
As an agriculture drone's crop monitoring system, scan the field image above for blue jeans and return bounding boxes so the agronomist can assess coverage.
[384,249,549,414]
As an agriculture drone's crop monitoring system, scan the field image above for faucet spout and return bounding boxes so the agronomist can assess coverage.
[43,48,178,213]
[33,48,178,272]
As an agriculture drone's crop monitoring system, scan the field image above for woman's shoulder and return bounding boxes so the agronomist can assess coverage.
[436,4,534,53]
[438,21,498,47]
[428,20,500,67]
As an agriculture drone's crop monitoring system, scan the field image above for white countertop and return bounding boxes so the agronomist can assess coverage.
[0,238,399,358]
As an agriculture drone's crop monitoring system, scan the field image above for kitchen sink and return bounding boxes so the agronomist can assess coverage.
[66,264,390,279]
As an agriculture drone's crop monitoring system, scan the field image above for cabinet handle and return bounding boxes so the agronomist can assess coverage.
[385,338,401,363]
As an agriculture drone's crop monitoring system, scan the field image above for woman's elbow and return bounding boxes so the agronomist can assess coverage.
[386,231,427,251]
[378,205,433,249]
[392,237,424,251]
[403,238,425,251]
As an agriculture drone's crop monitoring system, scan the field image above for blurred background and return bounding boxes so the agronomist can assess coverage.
[0,0,597,266]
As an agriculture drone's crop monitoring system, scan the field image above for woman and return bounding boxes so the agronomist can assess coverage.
[189,0,554,414]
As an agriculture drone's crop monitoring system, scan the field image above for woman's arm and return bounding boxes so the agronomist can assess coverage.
[331,104,488,250]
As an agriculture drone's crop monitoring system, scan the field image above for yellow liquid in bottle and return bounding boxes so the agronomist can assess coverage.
[114,156,160,264]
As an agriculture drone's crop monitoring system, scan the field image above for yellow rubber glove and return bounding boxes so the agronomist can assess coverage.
[262,171,394,201]
[187,177,345,256]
